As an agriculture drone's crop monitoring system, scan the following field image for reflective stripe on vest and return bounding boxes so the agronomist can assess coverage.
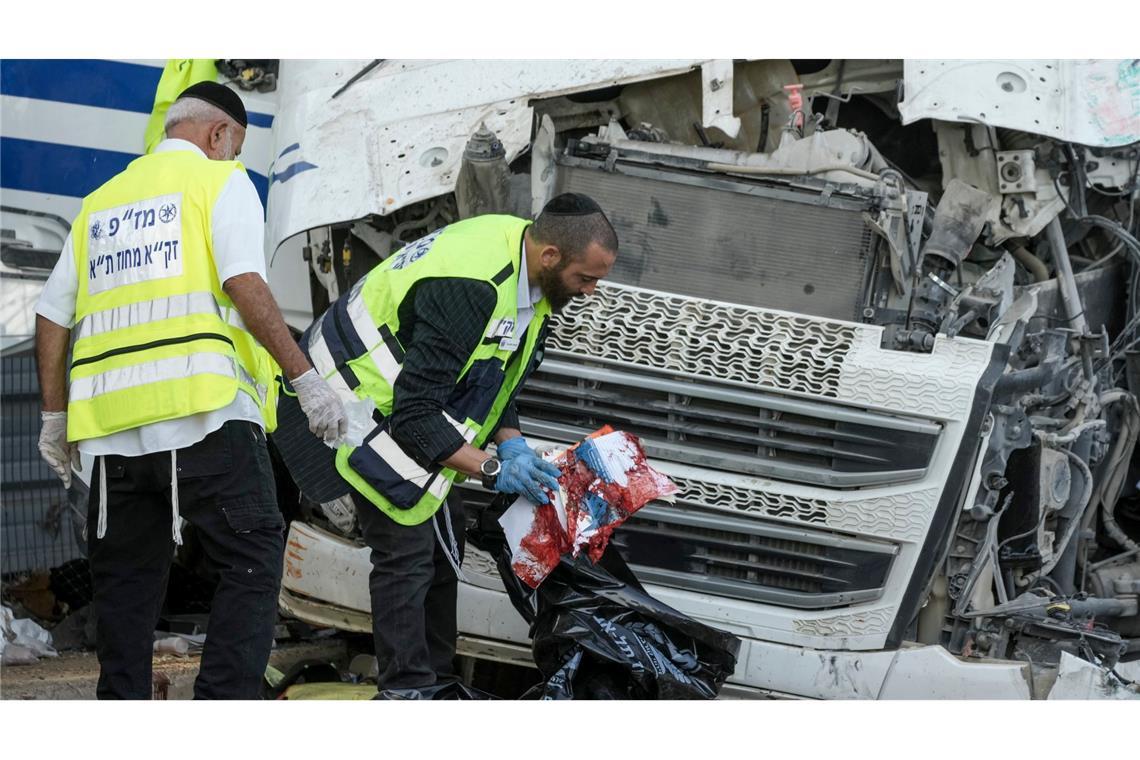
[350,410,475,505]
[75,291,220,340]
[70,352,240,401]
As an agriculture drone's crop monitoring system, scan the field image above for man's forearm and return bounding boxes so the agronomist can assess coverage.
[224,272,311,380]
[440,442,493,479]
[438,428,522,478]
[494,427,523,445]
[35,315,71,412]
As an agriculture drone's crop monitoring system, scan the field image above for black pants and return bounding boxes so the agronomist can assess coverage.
[87,420,285,700]
[354,490,466,692]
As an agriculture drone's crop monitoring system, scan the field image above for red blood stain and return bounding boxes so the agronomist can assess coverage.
[511,430,678,587]
[515,503,571,588]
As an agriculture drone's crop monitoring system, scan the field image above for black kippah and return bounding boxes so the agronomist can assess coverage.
[176,81,248,128]
[542,192,603,216]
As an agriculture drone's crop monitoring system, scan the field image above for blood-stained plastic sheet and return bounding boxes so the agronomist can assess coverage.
[499,429,678,588]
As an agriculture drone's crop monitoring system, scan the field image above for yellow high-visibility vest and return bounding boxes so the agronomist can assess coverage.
[67,149,278,441]
[300,215,550,526]
[143,59,218,154]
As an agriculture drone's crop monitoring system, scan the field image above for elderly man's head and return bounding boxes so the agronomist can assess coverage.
[528,193,619,313]
[164,82,248,161]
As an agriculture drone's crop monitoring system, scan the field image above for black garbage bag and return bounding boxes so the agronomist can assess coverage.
[376,681,497,700]
[468,497,741,700]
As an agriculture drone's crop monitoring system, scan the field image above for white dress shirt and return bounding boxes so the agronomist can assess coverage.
[515,237,544,339]
[36,139,268,456]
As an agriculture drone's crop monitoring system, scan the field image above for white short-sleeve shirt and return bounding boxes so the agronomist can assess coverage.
[36,139,268,456]
[515,237,544,339]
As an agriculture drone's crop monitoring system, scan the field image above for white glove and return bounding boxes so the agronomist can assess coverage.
[291,369,349,444]
[38,411,80,489]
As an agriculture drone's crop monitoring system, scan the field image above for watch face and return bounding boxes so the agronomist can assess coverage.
[480,457,501,489]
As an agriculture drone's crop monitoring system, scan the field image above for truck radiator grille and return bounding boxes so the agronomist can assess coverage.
[517,358,940,488]
[611,504,896,609]
[554,158,876,322]
[550,282,856,399]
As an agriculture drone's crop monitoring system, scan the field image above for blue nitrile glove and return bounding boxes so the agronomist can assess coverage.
[494,447,561,505]
[497,436,535,462]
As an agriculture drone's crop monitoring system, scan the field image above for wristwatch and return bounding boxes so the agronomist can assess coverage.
[480,457,502,490]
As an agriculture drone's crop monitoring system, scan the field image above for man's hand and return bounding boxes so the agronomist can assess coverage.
[494,436,561,504]
[38,411,80,489]
[496,435,534,462]
[291,369,348,443]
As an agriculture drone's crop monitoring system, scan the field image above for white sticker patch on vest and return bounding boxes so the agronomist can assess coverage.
[485,318,516,340]
[486,316,521,350]
[86,193,184,295]
[387,228,444,270]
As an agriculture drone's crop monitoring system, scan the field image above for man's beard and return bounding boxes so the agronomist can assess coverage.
[536,264,578,313]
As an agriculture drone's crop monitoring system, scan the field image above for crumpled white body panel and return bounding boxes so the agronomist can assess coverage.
[266,59,709,254]
[900,59,1140,147]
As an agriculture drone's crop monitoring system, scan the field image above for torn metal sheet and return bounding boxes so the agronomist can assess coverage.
[1046,652,1140,700]
[701,59,741,140]
[901,59,1140,147]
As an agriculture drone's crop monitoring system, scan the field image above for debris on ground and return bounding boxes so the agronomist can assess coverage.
[4,573,60,622]
[1,604,58,665]
[153,633,206,657]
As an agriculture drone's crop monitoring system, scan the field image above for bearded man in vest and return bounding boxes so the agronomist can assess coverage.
[290,192,617,697]
[34,82,348,699]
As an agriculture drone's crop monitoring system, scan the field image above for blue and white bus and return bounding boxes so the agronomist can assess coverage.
[0,58,278,349]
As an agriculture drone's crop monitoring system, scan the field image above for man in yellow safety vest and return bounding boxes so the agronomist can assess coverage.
[34,82,347,699]
[284,193,619,696]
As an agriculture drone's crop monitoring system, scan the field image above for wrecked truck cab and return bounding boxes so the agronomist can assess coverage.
[267,59,1140,699]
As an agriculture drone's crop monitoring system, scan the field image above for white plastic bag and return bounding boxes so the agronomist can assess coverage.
[327,396,375,449]
[1,605,58,662]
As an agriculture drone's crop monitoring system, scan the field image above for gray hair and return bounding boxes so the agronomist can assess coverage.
[164,98,240,134]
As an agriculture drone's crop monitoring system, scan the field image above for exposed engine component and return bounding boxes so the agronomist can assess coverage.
[894,179,998,351]
[216,59,278,92]
[455,123,512,219]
